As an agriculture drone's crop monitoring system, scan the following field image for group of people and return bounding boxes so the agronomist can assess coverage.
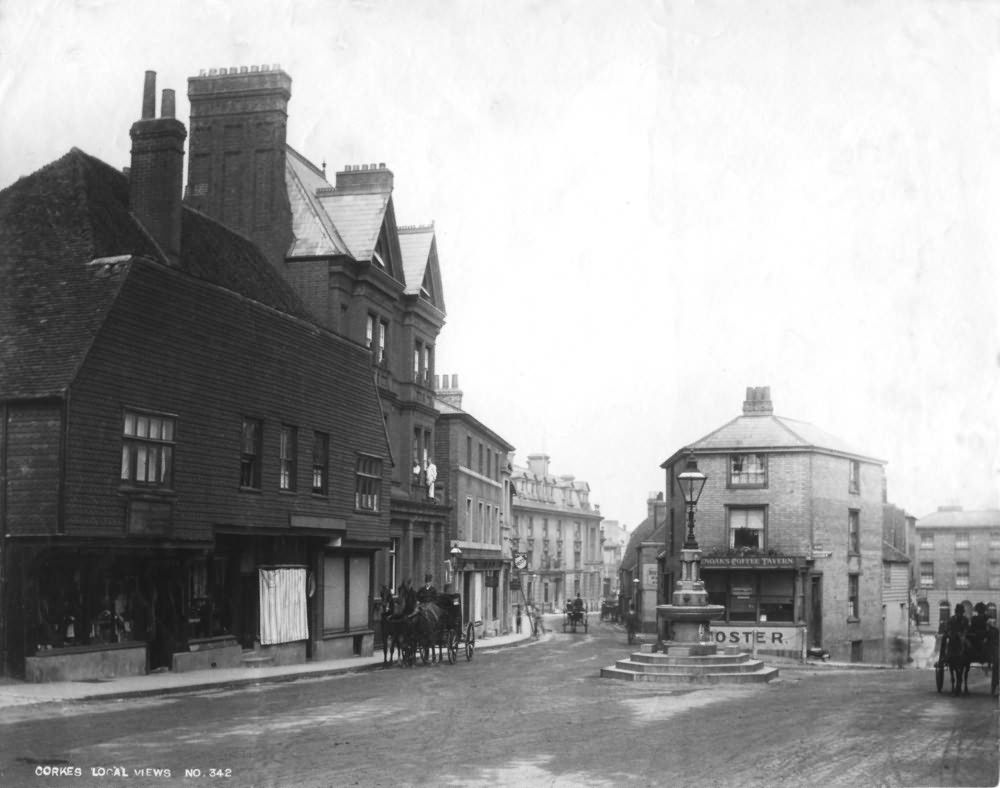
[944,601,994,659]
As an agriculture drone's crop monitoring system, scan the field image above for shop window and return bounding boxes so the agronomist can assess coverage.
[729,507,765,550]
[240,417,262,489]
[121,410,175,488]
[729,453,766,487]
[355,454,382,511]
[259,567,308,644]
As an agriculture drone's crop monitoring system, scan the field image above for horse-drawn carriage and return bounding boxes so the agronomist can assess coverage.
[935,613,999,696]
[379,586,475,667]
[563,601,588,633]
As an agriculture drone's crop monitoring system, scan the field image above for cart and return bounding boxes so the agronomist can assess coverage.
[563,603,588,634]
[437,592,476,663]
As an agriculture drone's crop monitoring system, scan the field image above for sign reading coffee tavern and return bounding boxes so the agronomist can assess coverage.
[701,555,799,569]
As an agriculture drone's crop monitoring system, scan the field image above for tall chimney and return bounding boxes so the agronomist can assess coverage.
[186,65,293,270]
[129,71,187,266]
[742,386,774,415]
[435,373,463,409]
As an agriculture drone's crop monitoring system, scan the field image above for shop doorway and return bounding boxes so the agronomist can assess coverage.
[810,575,823,647]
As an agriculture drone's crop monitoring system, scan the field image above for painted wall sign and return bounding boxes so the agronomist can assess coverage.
[710,625,805,653]
[643,565,658,589]
[701,556,799,569]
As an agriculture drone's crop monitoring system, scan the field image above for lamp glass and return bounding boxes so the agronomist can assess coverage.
[676,456,707,505]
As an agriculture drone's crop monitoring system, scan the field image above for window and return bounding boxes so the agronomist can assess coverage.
[847,574,859,619]
[389,537,399,591]
[365,314,374,351]
[240,417,262,489]
[413,343,421,381]
[920,533,934,550]
[919,562,934,587]
[377,320,387,365]
[121,410,175,487]
[466,436,472,468]
[478,443,483,474]
[312,432,328,494]
[848,510,860,555]
[729,453,766,487]
[465,498,472,539]
[954,532,969,550]
[956,561,970,588]
[486,447,492,478]
[990,562,1000,590]
[279,425,297,491]
[849,460,860,494]
[423,345,431,384]
[355,455,382,511]
[990,533,1000,550]
[729,507,765,549]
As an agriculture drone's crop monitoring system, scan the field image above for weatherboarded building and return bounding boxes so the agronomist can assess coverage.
[0,72,391,680]
[659,387,896,663]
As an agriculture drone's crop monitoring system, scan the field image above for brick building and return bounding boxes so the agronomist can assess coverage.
[181,66,450,600]
[0,73,391,679]
[510,455,604,612]
[433,375,515,637]
[914,507,1000,628]
[659,386,895,663]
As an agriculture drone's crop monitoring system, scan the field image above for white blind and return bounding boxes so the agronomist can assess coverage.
[259,567,309,645]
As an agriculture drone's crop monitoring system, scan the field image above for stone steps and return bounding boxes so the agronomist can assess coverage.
[601,647,779,684]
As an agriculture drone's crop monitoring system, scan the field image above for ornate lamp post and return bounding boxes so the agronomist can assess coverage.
[676,453,708,549]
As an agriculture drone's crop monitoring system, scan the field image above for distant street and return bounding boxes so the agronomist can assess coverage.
[1,617,997,788]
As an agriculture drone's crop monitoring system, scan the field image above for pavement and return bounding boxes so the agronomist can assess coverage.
[0,616,938,710]
[0,626,543,710]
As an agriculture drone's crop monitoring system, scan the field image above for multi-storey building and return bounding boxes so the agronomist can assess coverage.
[510,455,603,612]
[0,72,391,679]
[433,375,515,637]
[618,495,668,632]
[914,507,1000,628]
[599,519,630,602]
[182,66,450,599]
[659,386,895,663]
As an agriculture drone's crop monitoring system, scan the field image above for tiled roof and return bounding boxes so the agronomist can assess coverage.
[916,509,1000,528]
[398,225,433,295]
[285,148,349,257]
[676,414,881,463]
[0,148,314,400]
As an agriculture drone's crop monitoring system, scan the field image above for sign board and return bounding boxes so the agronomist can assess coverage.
[509,579,522,591]
[701,555,798,569]
[709,625,805,657]
[513,553,527,570]
[642,564,658,589]
[485,575,499,588]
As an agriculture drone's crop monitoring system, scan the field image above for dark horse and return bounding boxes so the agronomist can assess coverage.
[378,585,407,666]
[402,600,445,666]
[940,632,971,696]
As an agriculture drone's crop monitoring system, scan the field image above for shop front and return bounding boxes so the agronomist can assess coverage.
[700,552,808,659]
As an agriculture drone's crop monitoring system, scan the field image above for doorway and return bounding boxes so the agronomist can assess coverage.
[809,575,823,647]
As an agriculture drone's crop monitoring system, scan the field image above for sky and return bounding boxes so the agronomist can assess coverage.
[1,0,997,530]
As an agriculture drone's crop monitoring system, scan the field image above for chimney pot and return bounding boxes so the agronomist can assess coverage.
[141,70,156,119]
[251,65,259,72]
[240,66,248,73]
[451,374,458,388]
[209,68,218,76]
[161,89,176,119]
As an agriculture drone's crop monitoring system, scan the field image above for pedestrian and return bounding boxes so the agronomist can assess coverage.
[515,605,522,634]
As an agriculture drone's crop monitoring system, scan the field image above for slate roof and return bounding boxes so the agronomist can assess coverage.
[285,147,349,257]
[398,224,434,295]
[0,148,315,400]
[881,541,911,563]
[916,509,1000,529]
[664,413,883,466]
[315,186,390,264]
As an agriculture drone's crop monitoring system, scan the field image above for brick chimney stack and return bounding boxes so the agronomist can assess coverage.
[129,70,187,265]
[334,163,394,194]
[435,373,463,409]
[742,386,774,415]
[186,65,294,269]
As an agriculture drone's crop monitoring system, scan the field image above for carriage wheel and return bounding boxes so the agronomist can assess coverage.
[447,630,458,664]
[465,622,475,661]
[935,659,944,692]
[563,618,568,633]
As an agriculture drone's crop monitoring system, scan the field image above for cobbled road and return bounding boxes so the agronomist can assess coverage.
[1,617,997,788]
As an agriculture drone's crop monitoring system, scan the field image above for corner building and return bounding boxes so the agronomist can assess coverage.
[660,387,893,663]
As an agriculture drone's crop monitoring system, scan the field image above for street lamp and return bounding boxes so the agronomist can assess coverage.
[633,577,640,616]
[676,452,707,549]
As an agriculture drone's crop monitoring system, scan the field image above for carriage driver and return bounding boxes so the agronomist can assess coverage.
[946,604,970,641]
[417,574,438,605]
[572,594,585,614]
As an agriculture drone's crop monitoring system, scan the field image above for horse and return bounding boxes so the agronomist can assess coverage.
[378,585,406,666]
[400,600,445,666]
[941,632,971,696]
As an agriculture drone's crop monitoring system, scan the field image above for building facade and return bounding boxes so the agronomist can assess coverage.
[182,66,451,606]
[914,507,1000,628]
[433,375,515,637]
[659,386,893,663]
[510,455,603,612]
[0,72,391,679]
[599,519,629,602]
